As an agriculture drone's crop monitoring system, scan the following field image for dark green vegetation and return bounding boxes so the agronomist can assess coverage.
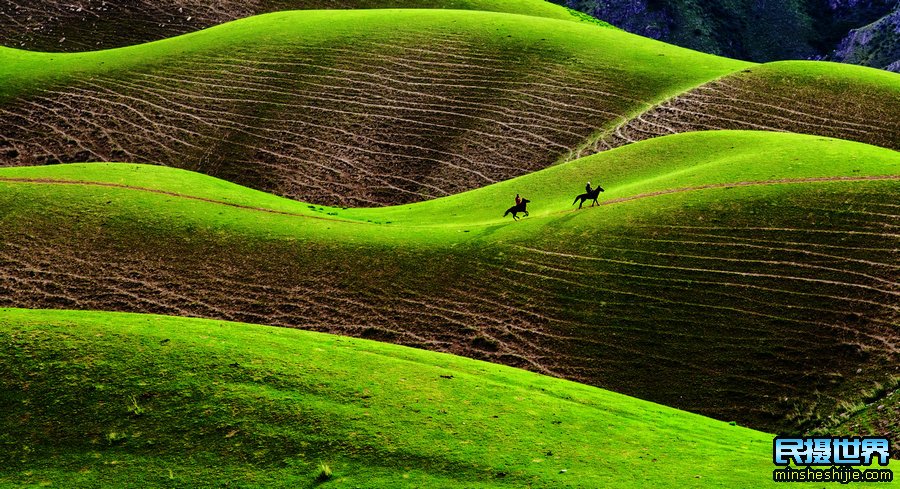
[0,9,748,206]
[811,378,900,456]
[555,0,900,70]
[0,0,591,52]
[0,308,781,487]
[1,131,897,440]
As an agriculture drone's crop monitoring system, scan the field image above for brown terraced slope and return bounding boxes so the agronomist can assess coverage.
[0,0,588,52]
[576,61,900,159]
[0,10,750,207]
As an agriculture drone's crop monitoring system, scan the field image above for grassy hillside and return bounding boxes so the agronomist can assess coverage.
[0,9,750,206]
[0,0,598,52]
[1,130,897,436]
[0,308,784,488]
[578,60,900,158]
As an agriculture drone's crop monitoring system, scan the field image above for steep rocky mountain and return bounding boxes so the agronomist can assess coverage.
[554,0,900,71]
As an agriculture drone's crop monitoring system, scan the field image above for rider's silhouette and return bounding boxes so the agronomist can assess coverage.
[515,194,521,206]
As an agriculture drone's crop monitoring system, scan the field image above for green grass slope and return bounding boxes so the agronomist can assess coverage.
[579,60,900,158]
[1,130,898,437]
[0,9,749,206]
[0,0,598,52]
[0,308,786,488]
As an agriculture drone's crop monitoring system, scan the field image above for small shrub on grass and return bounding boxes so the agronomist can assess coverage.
[316,462,333,482]
[127,395,146,416]
[106,432,127,444]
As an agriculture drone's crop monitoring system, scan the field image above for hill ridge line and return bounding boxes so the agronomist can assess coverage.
[0,176,366,224]
[597,175,900,205]
[1,173,898,224]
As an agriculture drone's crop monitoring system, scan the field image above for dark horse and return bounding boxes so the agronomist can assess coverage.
[573,185,605,209]
[504,198,530,220]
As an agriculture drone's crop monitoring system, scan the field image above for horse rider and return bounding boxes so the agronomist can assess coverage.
[515,193,522,206]
[585,181,592,194]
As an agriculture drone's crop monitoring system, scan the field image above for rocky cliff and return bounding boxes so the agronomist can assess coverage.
[832,5,900,71]
[555,0,899,71]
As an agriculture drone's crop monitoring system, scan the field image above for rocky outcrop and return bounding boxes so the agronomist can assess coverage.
[561,0,673,41]
[555,0,899,70]
[832,5,900,71]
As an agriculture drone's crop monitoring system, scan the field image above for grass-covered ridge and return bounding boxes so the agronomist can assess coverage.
[0,9,750,206]
[0,308,784,488]
[0,0,601,53]
[0,131,900,232]
[0,131,900,230]
[0,131,896,231]
[1,131,898,436]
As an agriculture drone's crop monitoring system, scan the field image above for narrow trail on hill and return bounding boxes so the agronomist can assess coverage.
[0,176,367,224]
[0,174,897,225]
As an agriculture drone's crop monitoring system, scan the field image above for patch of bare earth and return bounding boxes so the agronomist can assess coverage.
[575,68,900,158]
[0,38,634,206]
[0,0,523,52]
[0,180,896,434]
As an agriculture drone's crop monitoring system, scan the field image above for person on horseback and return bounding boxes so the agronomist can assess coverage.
[573,181,605,209]
[505,197,530,220]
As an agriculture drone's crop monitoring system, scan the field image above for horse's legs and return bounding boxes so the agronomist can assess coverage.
[578,199,584,209]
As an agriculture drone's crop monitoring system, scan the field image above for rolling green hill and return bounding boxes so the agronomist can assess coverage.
[1,130,897,437]
[0,308,782,488]
[2,5,899,484]
[2,10,897,209]
[0,9,750,206]
[0,0,598,52]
